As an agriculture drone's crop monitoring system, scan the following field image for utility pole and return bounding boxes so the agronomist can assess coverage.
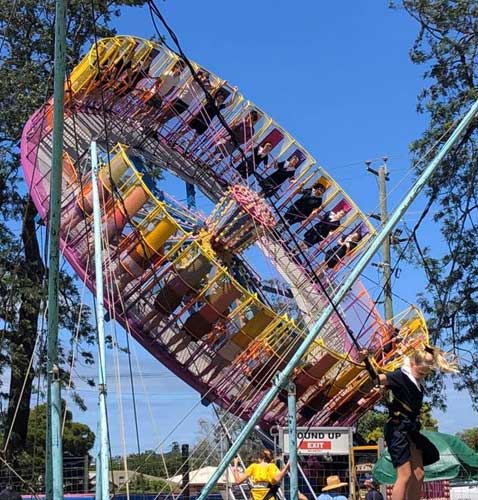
[378,158,394,321]
[182,444,190,500]
[46,0,67,498]
[366,157,394,321]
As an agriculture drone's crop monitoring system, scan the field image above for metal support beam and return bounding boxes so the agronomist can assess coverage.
[297,462,316,499]
[196,98,478,500]
[46,1,67,498]
[182,444,191,500]
[287,382,298,500]
[91,141,110,500]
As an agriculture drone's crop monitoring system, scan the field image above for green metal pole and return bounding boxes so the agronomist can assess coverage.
[91,141,110,500]
[287,382,298,500]
[46,0,67,499]
[196,98,478,500]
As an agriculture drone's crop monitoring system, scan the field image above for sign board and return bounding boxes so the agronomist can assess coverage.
[355,463,374,473]
[280,427,352,456]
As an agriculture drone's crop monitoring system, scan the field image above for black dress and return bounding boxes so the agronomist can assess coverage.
[189,101,226,135]
[303,211,339,247]
[236,145,269,178]
[324,239,358,268]
[217,121,255,156]
[383,369,439,467]
[259,161,295,197]
[284,189,323,225]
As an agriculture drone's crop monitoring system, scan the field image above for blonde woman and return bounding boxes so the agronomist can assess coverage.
[377,346,458,500]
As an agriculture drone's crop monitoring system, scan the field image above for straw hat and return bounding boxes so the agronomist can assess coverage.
[322,475,348,492]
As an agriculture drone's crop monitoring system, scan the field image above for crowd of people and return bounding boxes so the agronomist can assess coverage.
[87,48,368,271]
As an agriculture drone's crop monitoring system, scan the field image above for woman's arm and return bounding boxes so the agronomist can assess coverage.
[232,458,249,484]
[271,462,290,484]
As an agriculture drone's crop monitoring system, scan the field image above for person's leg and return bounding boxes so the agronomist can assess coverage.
[391,461,413,500]
[408,443,425,500]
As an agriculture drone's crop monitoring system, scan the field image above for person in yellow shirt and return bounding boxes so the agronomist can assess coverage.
[232,449,289,500]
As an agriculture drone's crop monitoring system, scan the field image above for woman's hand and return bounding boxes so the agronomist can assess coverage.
[232,458,248,484]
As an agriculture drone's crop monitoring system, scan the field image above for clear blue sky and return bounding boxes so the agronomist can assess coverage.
[60,1,477,456]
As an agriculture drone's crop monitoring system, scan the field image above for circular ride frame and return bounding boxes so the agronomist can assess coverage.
[20,36,428,428]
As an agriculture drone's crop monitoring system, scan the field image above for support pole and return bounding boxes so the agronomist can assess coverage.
[378,158,393,321]
[182,444,190,500]
[91,141,110,500]
[196,98,478,500]
[287,382,298,500]
[46,1,67,498]
[297,462,316,499]
[214,407,251,500]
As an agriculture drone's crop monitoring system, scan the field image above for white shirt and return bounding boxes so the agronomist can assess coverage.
[157,71,180,98]
[257,146,267,157]
[284,160,296,171]
[401,357,423,391]
[177,78,204,105]
[330,212,341,222]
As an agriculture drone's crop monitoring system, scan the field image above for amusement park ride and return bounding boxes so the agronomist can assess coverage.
[21,32,478,500]
[21,24,478,500]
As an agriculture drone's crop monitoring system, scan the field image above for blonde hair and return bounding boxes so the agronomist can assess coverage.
[411,345,459,374]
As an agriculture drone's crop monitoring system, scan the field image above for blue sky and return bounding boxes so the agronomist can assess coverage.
[54,1,478,456]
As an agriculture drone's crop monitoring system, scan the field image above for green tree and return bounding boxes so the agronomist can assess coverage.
[391,1,478,407]
[25,401,95,460]
[419,403,439,431]
[190,409,264,469]
[356,409,387,443]
[456,427,478,451]
[127,474,172,493]
[110,443,183,480]
[0,0,149,459]
[10,400,95,484]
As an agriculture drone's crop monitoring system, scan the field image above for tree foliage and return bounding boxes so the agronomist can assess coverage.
[0,0,148,458]
[111,443,183,480]
[356,404,438,443]
[112,411,266,486]
[126,474,172,494]
[392,0,478,407]
[455,427,478,451]
[7,401,95,488]
[25,401,95,460]
[189,411,264,469]
[356,409,388,444]
[419,403,439,431]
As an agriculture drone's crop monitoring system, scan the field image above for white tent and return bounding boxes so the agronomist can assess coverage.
[169,466,235,486]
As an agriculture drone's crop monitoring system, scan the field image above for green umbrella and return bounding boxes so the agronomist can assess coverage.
[372,431,478,484]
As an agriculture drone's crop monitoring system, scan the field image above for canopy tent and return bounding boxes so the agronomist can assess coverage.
[169,466,235,486]
[373,431,478,484]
